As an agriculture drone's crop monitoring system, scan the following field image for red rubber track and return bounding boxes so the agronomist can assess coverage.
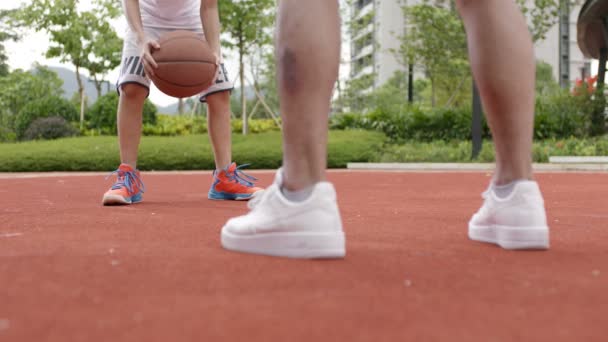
[1,171,607,341]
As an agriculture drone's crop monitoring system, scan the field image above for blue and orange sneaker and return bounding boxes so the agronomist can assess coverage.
[102,163,145,206]
[208,163,263,200]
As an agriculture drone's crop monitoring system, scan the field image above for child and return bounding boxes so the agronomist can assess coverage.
[103,0,262,205]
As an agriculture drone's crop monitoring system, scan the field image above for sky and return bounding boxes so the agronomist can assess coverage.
[0,0,242,107]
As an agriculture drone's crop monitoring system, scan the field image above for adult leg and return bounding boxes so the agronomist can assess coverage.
[458,0,549,249]
[220,0,345,258]
[456,0,535,184]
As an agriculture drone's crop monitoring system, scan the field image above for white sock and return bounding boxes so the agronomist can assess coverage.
[492,180,526,199]
[281,186,314,202]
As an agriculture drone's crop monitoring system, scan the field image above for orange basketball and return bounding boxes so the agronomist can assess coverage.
[149,30,218,98]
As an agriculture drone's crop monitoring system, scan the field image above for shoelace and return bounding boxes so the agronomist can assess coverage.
[229,164,258,187]
[107,168,145,194]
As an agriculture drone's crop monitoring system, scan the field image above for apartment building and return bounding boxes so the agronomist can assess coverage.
[348,0,591,91]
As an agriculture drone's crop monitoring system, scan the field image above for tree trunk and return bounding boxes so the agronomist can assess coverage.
[240,53,247,135]
[430,77,436,108]
[94,80,102,99]
[75,65,85,129]
[178,98,184,115]
[240,34,248,135]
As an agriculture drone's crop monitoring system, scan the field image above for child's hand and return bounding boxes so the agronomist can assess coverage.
[140,38,160,77]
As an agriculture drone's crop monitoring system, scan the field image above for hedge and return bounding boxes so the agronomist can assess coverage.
[0,130,386,172]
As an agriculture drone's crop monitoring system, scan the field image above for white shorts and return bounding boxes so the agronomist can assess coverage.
[117,26,234,102]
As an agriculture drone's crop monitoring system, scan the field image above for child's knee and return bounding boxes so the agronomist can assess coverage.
[120,84,148,101]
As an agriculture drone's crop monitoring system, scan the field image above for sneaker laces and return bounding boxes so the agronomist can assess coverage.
[229,164,258,187]
[107,168,145,194]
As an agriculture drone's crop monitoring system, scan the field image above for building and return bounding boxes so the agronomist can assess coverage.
[349,0,410,92]
[348,0,592,91]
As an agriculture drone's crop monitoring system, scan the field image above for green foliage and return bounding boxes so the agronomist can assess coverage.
[376,137,608,163]
[534,90,589,139]
[220,0,275,133]
[535,60,560,96]
[0,65,64,116]
[23,116,78,141]
[515,0,577,42]
[0,109,17,142]
[331,106,488,142]
[396,4,469,108]
[80,3,122,97]
[142,115,206,136]
[14,0,122,119]
[333,78,601,141]
[86,92,157,134]
[0,9,18,77]
[0,130,385,171]
[15,96,78,139]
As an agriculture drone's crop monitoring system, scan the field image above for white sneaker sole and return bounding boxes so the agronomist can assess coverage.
[468,223,549,250]
[221,230,346,259]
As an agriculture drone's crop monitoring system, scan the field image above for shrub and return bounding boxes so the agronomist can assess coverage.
[231,119,280,134]
[534,90,588,139]
[331,90,603,141]
[331,106,489,142]
[15,96,78,139]
[86,92,157,133]
[23,116,78,141]
[142,114,206,136]
[0,130,385,171]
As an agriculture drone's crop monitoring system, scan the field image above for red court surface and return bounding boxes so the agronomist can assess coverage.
[1,171,607,341]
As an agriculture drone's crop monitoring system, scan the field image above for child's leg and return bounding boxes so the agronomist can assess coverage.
[117,84,147,168]
[205,91,232,170]
[102,85,147,206]
[102,27,150,206]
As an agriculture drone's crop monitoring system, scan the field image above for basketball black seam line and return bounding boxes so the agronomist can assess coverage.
[153,75,215,88]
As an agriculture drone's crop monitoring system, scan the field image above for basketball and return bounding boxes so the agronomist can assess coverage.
[149,30,218,98]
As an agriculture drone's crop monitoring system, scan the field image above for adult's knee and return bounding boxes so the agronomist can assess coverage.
[119,83,148,101]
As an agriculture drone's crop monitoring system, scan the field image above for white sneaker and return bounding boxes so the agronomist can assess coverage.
[221,169,346,258]
[468,181,550,250]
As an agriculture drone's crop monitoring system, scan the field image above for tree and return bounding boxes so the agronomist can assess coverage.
[80,1,122,99]
[397,4,469,107]
[0,64,64,140]
[0,64,64,116]
[13,0,121,128]
[394,1,578,108]
[0,9,18,77]
[219,0,275,134]
[516,0,577,42]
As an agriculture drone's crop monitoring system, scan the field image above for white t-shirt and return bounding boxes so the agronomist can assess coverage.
[139,0,202,29]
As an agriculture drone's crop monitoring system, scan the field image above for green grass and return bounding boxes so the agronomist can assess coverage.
[2,131,607,172]
[376,136,608,163]
[0,130,386,172]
